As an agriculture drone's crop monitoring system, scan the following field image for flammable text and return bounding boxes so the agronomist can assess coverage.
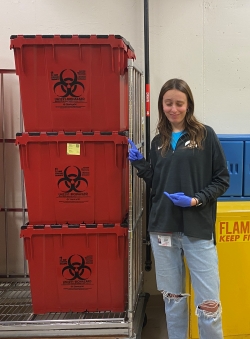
[219,221,250,242]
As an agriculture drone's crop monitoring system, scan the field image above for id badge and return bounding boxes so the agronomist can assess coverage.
[158,234,172,247]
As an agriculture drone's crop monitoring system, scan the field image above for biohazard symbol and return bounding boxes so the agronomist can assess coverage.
[57,166,88,193]
[62,254,92,280]
[54,69,84,97]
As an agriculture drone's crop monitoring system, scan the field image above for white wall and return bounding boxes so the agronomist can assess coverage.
[0,0,144,70]
[0,0,250,293]
[149,0,250,135]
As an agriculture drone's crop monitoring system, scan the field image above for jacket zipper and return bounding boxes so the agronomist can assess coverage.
[172,133,188,154]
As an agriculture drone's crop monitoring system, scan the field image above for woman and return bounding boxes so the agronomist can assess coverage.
[128,78,229,339]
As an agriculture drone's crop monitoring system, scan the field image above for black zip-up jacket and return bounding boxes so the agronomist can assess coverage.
[132,125,230,240]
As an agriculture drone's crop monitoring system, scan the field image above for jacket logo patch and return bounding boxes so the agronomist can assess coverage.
[185,140,197,148]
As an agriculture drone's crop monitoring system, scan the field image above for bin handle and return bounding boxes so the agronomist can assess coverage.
[21,47,24,73]
[25,144,29,168]
[24,236,33,260]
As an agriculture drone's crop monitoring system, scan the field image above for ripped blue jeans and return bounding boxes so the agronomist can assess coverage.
[150,232,223,339]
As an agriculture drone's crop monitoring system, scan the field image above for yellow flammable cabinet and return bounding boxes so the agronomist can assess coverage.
[188,201,250,338]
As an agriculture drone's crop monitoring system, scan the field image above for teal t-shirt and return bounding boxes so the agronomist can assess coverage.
[171,131,185,150]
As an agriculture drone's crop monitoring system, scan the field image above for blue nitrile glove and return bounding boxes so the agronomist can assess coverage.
[128,139,143,161]
[164,192,192,207]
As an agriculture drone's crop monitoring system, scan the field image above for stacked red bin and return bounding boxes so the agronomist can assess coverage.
[11,35,135,314]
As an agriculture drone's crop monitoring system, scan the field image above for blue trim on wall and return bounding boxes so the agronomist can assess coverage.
[217,134,250,141]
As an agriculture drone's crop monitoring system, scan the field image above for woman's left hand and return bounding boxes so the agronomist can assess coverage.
[164,192,192,207]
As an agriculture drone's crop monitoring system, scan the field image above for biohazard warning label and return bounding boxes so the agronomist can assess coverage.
[50,69,88,110]
[60,254,94,291]
[55,166,90,203]
[218,220,250,242]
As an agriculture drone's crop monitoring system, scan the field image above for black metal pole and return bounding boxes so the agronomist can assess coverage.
[144,0,152,272]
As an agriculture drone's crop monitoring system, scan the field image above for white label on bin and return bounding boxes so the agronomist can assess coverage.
[67,143,80,155]
[218,220,250,242]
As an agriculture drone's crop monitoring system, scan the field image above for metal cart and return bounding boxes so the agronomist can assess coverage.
[0,60,149,338]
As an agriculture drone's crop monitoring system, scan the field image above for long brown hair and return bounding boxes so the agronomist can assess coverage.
[157,78,206,154]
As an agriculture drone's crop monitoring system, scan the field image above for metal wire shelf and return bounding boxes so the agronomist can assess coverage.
[0,280,127,324]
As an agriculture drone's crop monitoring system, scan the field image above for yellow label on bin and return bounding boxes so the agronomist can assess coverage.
[67,143,80,155]
[218,220,250,243]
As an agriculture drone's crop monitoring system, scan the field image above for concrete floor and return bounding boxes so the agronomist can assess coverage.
[141,294,168,339]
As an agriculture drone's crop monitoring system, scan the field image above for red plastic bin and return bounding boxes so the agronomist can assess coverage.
[10,34,135,132]
[16,131,129,224]
[20,223,128,313]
